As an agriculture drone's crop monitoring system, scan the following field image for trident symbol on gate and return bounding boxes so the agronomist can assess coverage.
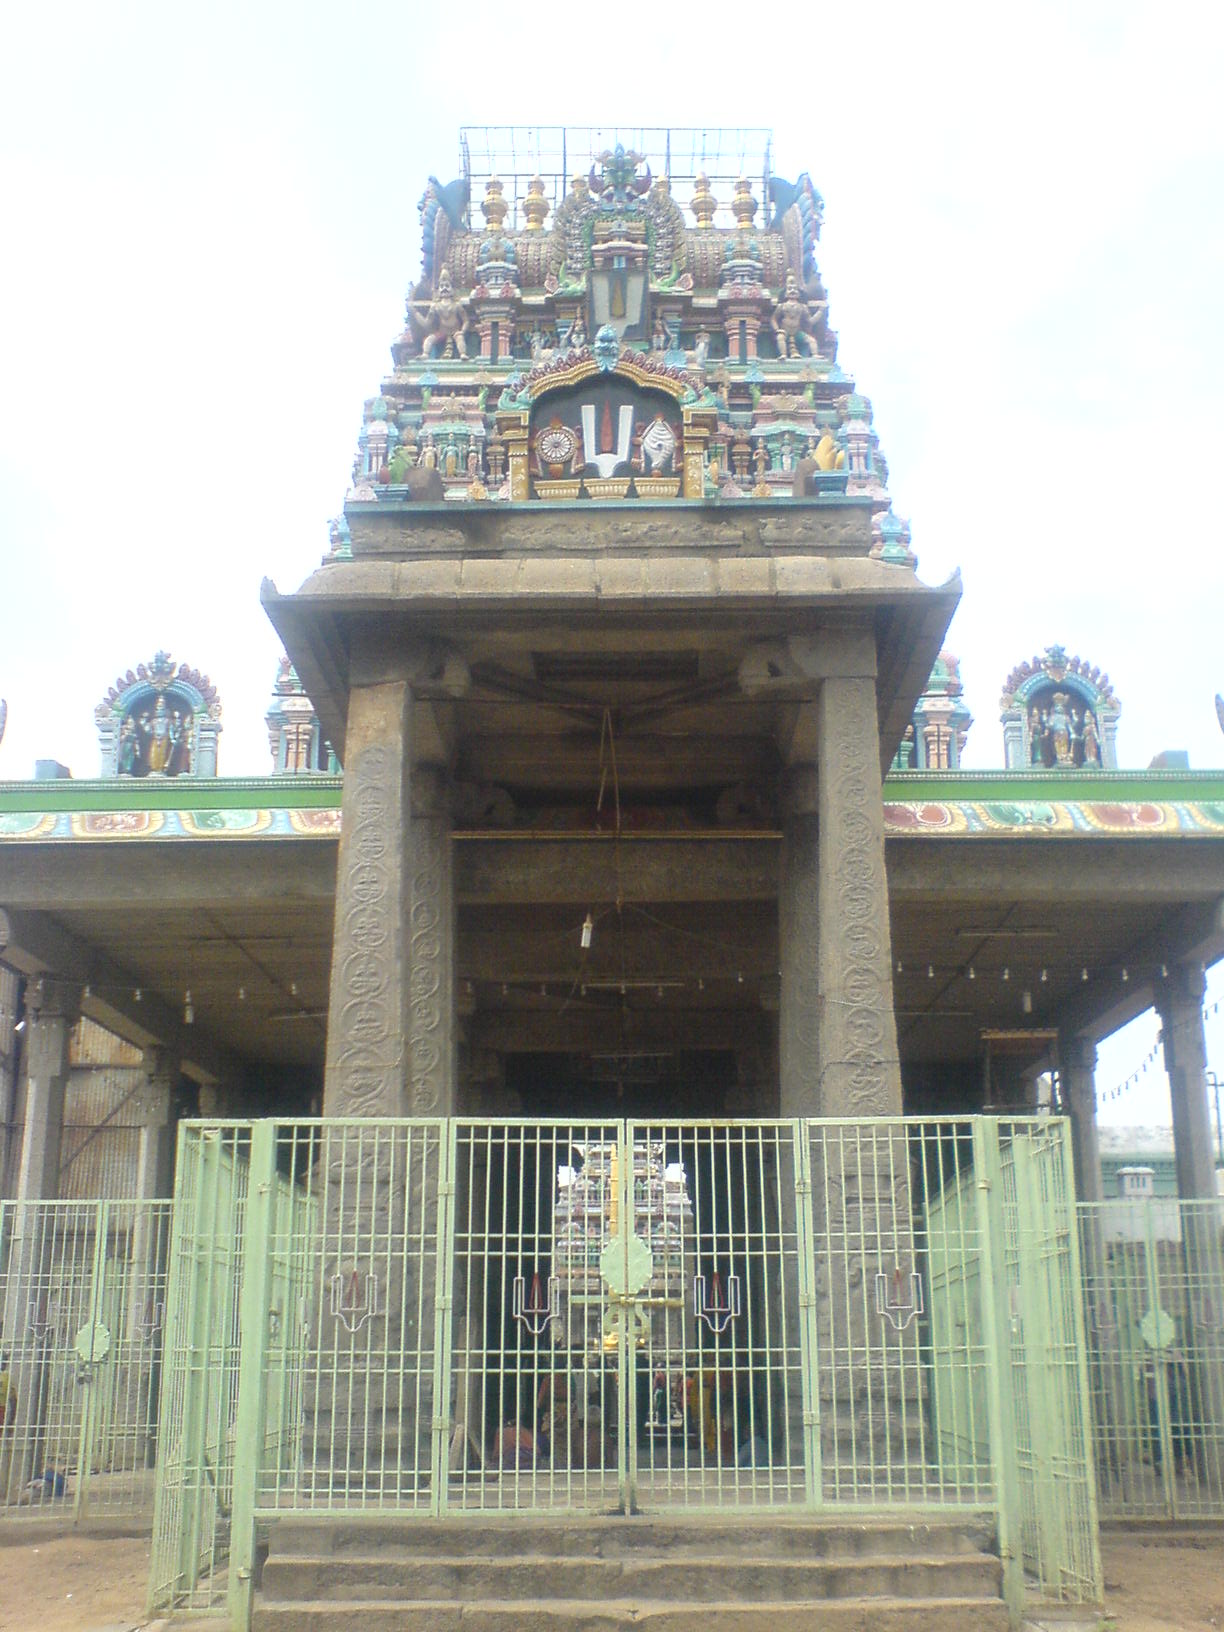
[329,1267,380,1335]
[875,1267,924,1333]
[27,1298,58,1343]
[137,1296,164,1342]
[512,1272,560,1337]
[694,1272,740,1335]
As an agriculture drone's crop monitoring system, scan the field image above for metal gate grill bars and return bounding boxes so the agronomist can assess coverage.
[147,1116,1104,1626]
[0,1197,171,1521]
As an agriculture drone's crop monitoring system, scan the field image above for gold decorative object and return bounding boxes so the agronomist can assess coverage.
[584,478,633,500]
[633,476,681,499]
[731,177,757,231]
[534,478,583,500]
[522,176,550,232]
[690,172,717,230]
[481,176,508,231]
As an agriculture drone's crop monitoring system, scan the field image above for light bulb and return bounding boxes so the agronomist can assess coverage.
[184,989,194,1025]
[580,913,593,950]
[967,966,975,981]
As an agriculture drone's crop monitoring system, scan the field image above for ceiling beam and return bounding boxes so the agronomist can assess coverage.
[0,907,239,1085]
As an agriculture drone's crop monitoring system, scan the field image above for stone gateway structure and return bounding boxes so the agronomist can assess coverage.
[2,129,1224,1632]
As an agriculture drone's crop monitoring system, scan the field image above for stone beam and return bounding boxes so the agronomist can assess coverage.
[455,839,779,904]
[469,1007,770,1055]
[1053,896,1224,1044]
[0,844,338,912]
[886,841,1224,905]
[457,918,776,984]
[0,907,233,1085]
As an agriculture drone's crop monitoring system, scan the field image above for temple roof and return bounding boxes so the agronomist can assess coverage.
[335,126,908,540]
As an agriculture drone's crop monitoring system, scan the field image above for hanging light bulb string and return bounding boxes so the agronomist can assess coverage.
[1097,1038,1165,1108]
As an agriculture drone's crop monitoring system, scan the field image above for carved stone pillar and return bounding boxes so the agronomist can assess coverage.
[817,671,902,1116]
[1060,1034,1103,1204]
[323,660,414,1118]
[1157,965,1218,1201]
[779,764,821,1118]
[1156,964,1224,1482]
[14,979,80,1200]
[407,766,456,1115]
[133,1048,176,1201]
[1,979,79,1498]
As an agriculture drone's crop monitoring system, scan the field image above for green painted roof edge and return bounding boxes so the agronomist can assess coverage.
[884,769,1224,804]
[0,776,344,813]
[0,767,1222,818]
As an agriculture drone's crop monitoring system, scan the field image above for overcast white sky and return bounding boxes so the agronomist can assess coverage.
[1,1,1221,1128]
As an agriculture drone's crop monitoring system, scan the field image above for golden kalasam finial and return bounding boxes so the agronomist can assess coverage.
[522,175,549,231]
[731,176,757,231]
[481,175,508,231]
[690,172,717,229]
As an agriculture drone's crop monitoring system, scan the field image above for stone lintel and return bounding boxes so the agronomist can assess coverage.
[342,497,879,560]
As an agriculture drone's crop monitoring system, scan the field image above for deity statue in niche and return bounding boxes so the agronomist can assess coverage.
[1047,692,1074,767]
[1026,685,1102,768]
[125,692,193,776]
[117,715,139,776]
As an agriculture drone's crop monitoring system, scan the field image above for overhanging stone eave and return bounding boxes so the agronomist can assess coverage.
[264,562,960,771]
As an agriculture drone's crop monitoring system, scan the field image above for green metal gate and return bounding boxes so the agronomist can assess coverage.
[150,1114,1103,1627]
[1080,1196,1224,1519]
[0,1196,171,1522]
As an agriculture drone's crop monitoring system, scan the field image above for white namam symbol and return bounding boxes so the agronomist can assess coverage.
[581,402,634,478]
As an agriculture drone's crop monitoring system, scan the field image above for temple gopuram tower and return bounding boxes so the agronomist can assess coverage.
[265,127,961,1122]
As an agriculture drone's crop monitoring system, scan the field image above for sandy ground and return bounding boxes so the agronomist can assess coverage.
[1096,1528,1224,1632]
[0,1524,1220,1632]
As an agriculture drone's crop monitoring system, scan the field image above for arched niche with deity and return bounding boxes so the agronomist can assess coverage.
[496,339,714,502]
[95,651,222,778]
[999,644,1120,771]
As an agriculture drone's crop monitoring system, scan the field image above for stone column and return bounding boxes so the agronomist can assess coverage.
[1157,964,1224,1489]
[815,661,911,1491]
[407,766,456,1115]
[312,646,463,1496]
[323,654,414,1118]
[126,1050,176,1472]
[1,979,80,1498]
[1061,1034,1104,1204]
[14,979,79,1201]
[816,670,903,1117]
[1157,965,1218,1200]
[779,765,821,1118]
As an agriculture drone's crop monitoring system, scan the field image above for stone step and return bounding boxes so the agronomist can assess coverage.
[259,1551,1002,1604]
[266,1513,997,1563]
[252,1596,1011,1632]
